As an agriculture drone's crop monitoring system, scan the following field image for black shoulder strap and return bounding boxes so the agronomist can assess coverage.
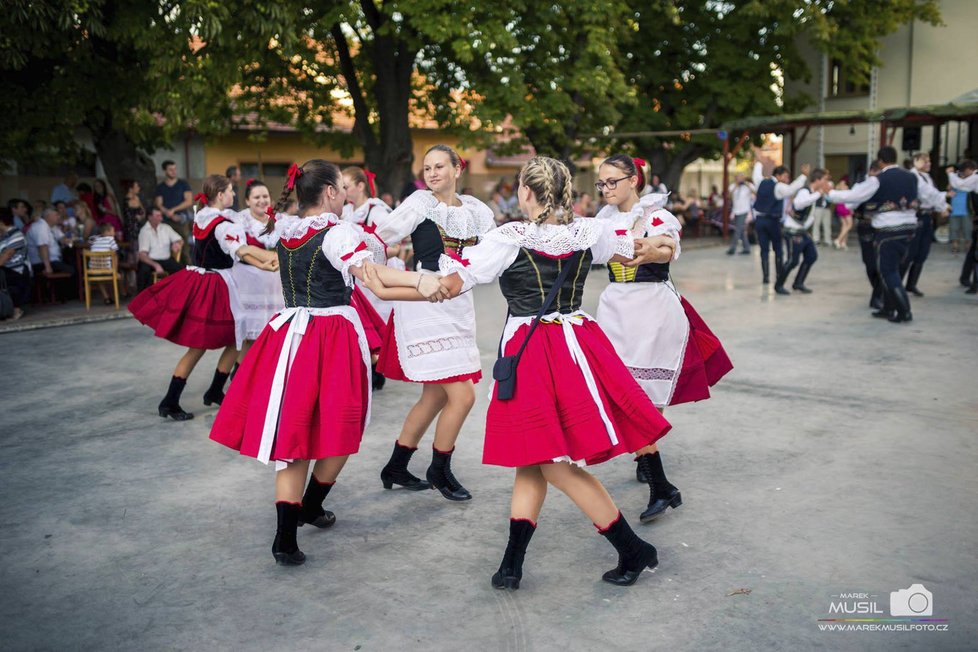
[496,249,583,360]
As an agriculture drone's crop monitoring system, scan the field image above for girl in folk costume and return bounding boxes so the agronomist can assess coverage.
[594,155,733,523]
[373,145,495,501]
[364,157,673,590]
[209,160,446,566]
[230,179,285,360]
[340,165,402,390]
[129,174,279,420]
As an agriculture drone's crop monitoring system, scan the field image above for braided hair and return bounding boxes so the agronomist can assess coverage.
[518,157,575,225]
[263,159,342,235]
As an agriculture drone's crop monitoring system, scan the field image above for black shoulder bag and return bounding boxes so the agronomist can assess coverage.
[492,250,582,400]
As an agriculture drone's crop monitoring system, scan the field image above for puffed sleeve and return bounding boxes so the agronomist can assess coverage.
[214,220,247,260]
[373,191,430,247]
[321,222,372,287]
[643,208,683,260]
[590,218,635,265]
[438,233,520,292]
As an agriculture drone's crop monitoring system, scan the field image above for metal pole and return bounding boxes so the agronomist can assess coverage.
[722,136,730,241]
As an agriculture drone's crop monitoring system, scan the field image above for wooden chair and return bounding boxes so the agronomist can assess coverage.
[82,250,120,310]
[151,248,183,284]
[32,271,73,304]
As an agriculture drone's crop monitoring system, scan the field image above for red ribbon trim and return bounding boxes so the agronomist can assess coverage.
[340,241,368,261]
[192,216,229,240]
[245,234,266,249]
[442,248,471,267]
[286,163,302,191]
[194,192,209,206]
[364,169,377,197]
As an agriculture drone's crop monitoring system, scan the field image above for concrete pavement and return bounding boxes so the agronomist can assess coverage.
[1,242,975,651]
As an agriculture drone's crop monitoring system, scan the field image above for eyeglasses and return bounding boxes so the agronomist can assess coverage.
[595,176,631,191]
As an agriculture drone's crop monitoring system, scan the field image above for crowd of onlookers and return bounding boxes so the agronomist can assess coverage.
[0,159,206,321]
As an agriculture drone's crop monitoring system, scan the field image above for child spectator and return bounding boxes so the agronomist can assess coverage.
[88,223,119,304]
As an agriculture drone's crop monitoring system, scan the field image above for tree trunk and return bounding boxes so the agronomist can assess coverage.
[91,127,157,208]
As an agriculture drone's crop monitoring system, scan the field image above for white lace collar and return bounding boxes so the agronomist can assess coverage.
[596,193,669,224]
[236,209,278,247]
[403,190,495,238]
[194,206,234,228]
[275,212,340,240]
[343,198,391,225]
[483,217,602,256]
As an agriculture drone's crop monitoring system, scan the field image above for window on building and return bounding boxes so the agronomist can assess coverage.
[828,59,869,98]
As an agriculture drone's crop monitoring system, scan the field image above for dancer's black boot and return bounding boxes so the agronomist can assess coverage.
[272,501,306,566]
[298,476,336,528]
[967,268,978,295]
[792,262,813,293]
[597,512,658,586]
[491,518,536,590]
[371,363,386,391]
[869,279,884,310]
[773,261,791,295]
[887,285,913,323]
[905,263,924,297]
[202,368,230,406]
[760,256,770,285]
[637,452,682,523]
[380,441,432,491]
[426,446,472,501]
[158,376,193,420]
[872,289,895,319]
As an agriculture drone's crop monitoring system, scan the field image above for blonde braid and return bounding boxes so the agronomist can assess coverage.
[554,159,574,224]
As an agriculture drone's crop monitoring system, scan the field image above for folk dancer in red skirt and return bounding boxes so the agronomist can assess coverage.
[230,179,285,361]
[340,165,403,390]
[209,160,446,566]
[595,155,732,523]
[129,174,279,420]
[364,157,674,589]
[371,145,495,501]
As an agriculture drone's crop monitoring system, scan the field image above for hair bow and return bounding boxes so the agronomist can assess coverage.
[459,158,468,171]
[286,163,302,191]
[364,168,377,197]
[265,206,277,221]
[245,177,256,187]
[194,192,209,206]
[633,157,647,169]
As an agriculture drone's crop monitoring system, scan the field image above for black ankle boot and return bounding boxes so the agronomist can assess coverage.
[426,447,472,501]
[774,261,791,295]
[887,286,913,323]
[635,458,648,483]
[158,376,194,420]
[598,512,658,586]
[905,263,924,297]
[869,283,884,310]
[272,502,306,566]
[760,256,770,284]
[299,476,336,529]
[491,518,536,590]
[636,452,682,523]
[792,262,814,293]
[202,369,230,406]
[371,363,386,391]
[380,442,432,491]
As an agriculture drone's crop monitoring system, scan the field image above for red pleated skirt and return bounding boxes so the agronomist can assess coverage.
[670,297,733,405]
[210,314,369,461]
[128,269,235,350]
[484,319,671,468]
[350,285,385,354]
[376,317,483,384]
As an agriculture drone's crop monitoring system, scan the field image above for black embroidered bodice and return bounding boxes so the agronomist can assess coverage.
[499,248,593,317]
[278,227,351,308]
[412,220,479,272]
[606,260,669,283]
[193,218,235,270]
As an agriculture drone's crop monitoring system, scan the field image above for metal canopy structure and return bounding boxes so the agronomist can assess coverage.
[716,101,978,235]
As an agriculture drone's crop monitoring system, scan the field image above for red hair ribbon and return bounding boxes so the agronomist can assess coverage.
[245,178,256,187]
[286,163,302,191]
[459,158,468,171]
[265,206,277,221]
[364,168,377,197]
[194,192,209,206]
[633,157,647,169]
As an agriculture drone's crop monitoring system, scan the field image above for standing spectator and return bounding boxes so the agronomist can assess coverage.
[6,199,30,231]
[573,191,597,217]
[726,173,754,255]
[0,213,30,319]
[136,207,184,291]
[27,208,75,279]
[948,180,972,254]
[226,165,241,211]
[154,160,193,232]
[50,173,78,215]
[121,179,146,247]
[93,179,124,238]
[833,186,854,250]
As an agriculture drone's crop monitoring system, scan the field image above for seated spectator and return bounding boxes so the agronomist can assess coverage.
[0,212,31,319]
[27,208,75,299]
[7,199,31,231]
[136,207,184,291]
[74,201,98,241]
[88,222,120,304]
